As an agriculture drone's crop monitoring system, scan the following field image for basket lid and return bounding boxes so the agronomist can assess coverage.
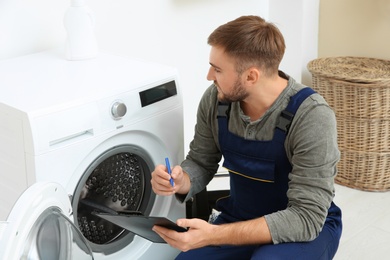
[307,56,390,84]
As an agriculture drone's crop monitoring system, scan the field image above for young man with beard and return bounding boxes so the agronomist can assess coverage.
[151,15,342,259]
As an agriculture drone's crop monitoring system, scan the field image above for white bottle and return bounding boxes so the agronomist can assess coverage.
[64,0,98,60]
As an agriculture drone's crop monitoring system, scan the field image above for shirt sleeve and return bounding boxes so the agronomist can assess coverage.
[178,85,222,202]
[265,94,340,244]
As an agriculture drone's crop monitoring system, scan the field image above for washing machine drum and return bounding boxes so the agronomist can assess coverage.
[0,182,93,260]
[72,146,155,254]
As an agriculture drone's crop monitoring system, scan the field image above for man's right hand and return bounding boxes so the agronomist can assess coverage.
[151,164,190,196]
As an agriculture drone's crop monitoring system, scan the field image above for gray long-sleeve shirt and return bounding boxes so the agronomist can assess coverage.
[180,74,340,244]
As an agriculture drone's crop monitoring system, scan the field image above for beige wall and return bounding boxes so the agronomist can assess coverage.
[319,0,390,60]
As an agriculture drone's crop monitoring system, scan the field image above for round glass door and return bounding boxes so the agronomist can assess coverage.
[21,207,93,260]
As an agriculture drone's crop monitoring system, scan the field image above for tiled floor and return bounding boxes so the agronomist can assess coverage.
[333,184,390,260]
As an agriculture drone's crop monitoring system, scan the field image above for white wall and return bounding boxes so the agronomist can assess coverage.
[319,0,390,60]
[0,0,68,59]
[269,0,320,86]
[0,0,319,155]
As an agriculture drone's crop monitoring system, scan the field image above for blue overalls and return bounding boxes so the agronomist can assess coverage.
[176,88,342,260]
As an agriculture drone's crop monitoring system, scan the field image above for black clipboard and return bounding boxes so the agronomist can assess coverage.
[94,211,187,243]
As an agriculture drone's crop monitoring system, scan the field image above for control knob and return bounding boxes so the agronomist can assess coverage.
[111,101,127,119]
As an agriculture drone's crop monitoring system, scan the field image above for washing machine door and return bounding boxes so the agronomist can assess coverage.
[0,182,94,260]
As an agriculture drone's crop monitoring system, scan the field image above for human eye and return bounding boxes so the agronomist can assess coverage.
[209,63,222,73]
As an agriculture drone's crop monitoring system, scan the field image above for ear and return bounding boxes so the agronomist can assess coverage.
[244,67,260,85]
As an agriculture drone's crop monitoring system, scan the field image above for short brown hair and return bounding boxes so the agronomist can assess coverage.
[208,15,285,76]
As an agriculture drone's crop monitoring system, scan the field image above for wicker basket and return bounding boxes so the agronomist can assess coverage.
[308,56,390,191]
[338,149,390,191]
[337,118,390,153]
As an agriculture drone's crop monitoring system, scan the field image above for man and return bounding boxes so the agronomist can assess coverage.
[151,15,342,259]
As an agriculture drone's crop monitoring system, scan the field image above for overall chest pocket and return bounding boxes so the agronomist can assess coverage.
[222,149,276,182]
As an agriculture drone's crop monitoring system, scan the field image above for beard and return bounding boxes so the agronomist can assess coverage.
[215,78,249,103]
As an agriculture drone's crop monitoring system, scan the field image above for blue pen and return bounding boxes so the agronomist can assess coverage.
[165,157,174,187]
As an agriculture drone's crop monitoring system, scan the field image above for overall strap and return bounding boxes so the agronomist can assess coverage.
[275,88,316,135]
[216,87,316,141]
[217,102,230,118]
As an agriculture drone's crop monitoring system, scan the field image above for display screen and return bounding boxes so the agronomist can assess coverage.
[139,80,177,107]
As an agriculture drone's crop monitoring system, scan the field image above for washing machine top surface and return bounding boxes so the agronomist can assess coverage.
[0,49,178,114]
[0,182,93,260]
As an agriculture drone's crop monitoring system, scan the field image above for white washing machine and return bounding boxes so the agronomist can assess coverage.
[0,49,185,259]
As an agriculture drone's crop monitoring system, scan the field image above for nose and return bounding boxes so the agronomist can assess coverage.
[207,67,215,81]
